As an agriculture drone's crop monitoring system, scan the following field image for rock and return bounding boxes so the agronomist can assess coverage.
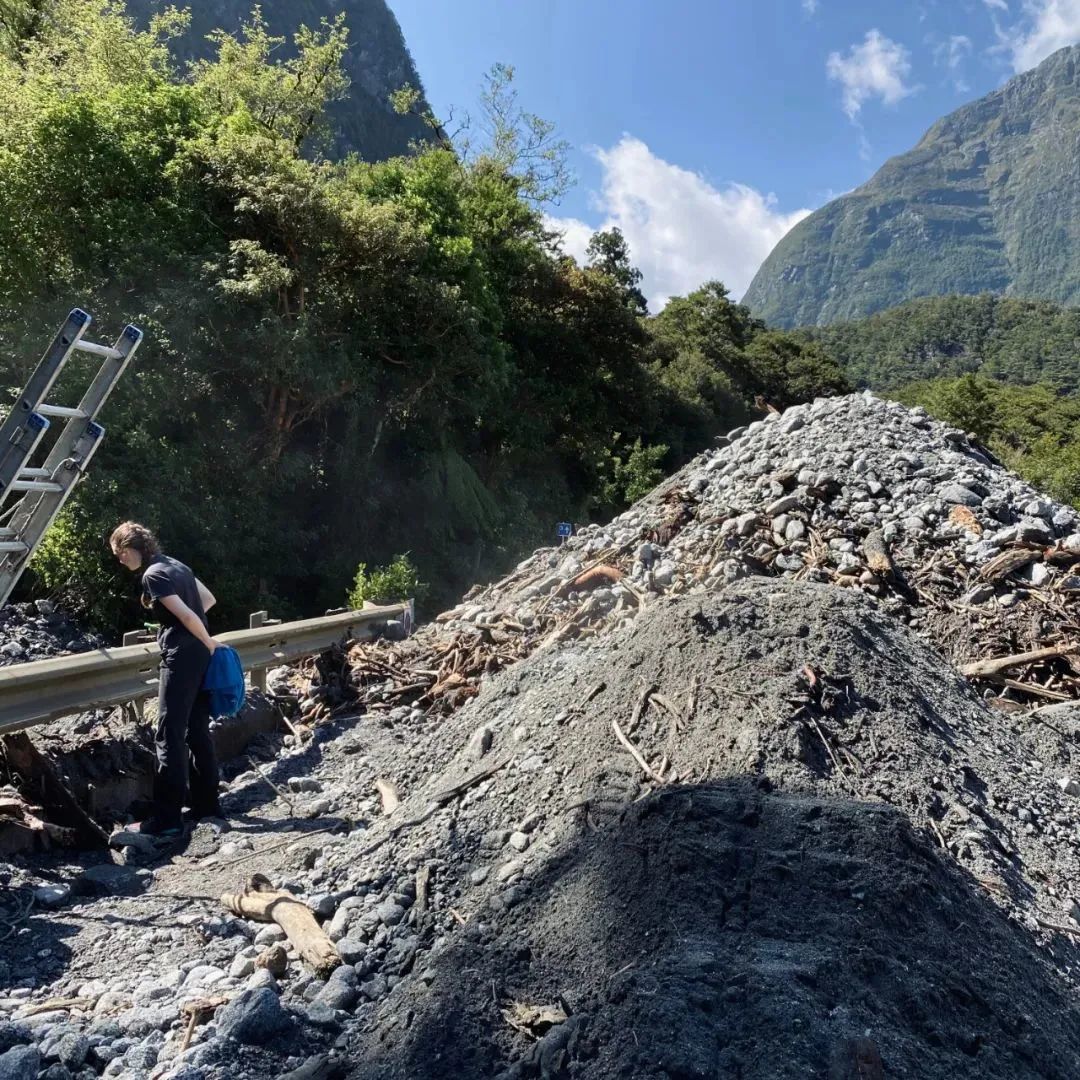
[941,484,982,506]
[0,1025,29,1055]
[734,512,758,537]
[467,725,494,761]
[309,893,337,920]
[376,899,406,926]
[962,584,996,605]
[40,1065,73,1080]
[215,988,290,1045]
[1017,518,1053,543]
[246,969,279,992]
[54,1033,89,1070]
[336,937,367,966]
[360,975,388,1001]
[77,864,142,896]
[32,885,70,908]
[784,519,806,543]
[313,967,357,1011]
[651,561,676,587]
[508,831,530,852]
[254,925,288,946]
[1059,777,1080,797]
[0,1045,40,1080]
[766,494,800,516]
[256,944,289,978]
[228,955,255,980]
[303,1002,340,1029]
[1023,561,1049,587]
[287,777,322,793]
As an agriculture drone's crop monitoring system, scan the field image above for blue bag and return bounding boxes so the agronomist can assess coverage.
[202,645,246,718]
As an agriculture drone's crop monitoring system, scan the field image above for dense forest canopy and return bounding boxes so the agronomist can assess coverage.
[0,0,846,633]
[797,294,1080,392]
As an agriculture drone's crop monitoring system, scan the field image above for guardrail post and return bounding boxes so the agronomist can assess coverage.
[121,629,152,721]
[247,611,282,692]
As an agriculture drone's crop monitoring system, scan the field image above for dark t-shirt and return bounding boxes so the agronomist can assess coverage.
[141,554,207,650]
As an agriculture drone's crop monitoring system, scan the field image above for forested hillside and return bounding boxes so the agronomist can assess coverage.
[798,294,1080,391]
[0,1,845,633]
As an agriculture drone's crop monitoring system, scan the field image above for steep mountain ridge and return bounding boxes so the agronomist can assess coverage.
[126,0,434,161]
[743,45,1080,327]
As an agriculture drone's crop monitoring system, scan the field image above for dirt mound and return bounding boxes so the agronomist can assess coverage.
[352,784,1080,1080]
[286,577,1080,1078]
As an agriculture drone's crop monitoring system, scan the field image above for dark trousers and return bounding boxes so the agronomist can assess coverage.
[154,637,219,827]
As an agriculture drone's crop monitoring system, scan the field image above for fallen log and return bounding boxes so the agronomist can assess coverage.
[221,873,340,978]
[960,643,1080,679]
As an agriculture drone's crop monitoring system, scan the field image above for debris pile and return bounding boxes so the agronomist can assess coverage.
[290,391,1080,734]
[0,601,100,667]
[4,393,1080,1079]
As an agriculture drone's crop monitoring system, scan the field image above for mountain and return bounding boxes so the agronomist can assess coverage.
[743,45,1080,328]
[126,0,434,161]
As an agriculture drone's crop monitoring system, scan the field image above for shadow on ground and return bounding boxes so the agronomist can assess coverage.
[344,779,1080,1080]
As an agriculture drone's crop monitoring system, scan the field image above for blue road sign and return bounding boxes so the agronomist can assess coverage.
[557,522,573,538]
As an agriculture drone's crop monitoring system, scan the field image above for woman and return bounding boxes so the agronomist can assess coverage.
[110,522,223,838]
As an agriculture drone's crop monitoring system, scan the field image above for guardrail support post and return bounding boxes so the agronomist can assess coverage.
[122,629,152,722]
[249,611,267,692]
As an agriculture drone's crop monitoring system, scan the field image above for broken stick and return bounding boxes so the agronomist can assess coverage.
[221,873,340,977]
[960,643,1079,679]
[611,717,666,784]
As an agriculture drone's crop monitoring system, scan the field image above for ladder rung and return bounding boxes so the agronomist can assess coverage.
[0,541,28,554]
[72,340,122,361]
[37,404,88,420]
[9,480,62,493]
[18,468,50,479]
[0,528,15,538]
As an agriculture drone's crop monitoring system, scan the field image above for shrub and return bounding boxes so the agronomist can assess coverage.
[347,553,427,608]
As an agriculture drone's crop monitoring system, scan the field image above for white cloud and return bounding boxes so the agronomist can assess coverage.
[984,0,1010,11]
[1000,0,1080,72]
[944,34,974,68]
[932,33,973,91]
[826,30,917,119]
[802,0,820,15]
[544,136,811,309]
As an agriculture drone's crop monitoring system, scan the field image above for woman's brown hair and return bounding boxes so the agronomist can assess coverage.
[109,521,161,560]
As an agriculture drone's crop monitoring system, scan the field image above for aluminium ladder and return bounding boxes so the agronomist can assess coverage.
[0,308,143,606]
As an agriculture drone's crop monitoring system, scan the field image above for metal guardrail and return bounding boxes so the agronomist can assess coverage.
[0,602,411,736]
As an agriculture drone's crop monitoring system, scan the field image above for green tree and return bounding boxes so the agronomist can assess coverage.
[586,227,647,316]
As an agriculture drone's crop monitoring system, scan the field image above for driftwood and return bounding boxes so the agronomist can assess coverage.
[221,873,340,977]
[980,547,1039,582]
[179,995,227,1053]
[961,643,1080,679]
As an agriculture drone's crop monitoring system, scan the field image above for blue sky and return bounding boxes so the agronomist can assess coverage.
[389,0,1080,309]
